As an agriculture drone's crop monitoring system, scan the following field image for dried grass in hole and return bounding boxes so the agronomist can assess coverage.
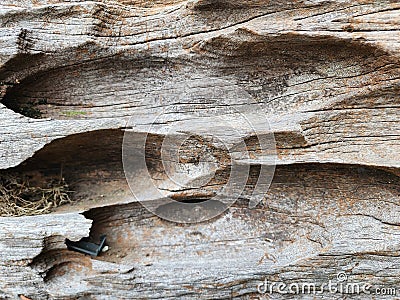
[0,174,72,216]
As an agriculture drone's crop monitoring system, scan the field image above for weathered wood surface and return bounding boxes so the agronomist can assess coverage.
[0,0,399,299]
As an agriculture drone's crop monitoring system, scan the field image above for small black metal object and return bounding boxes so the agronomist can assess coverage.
[65,235,106,257]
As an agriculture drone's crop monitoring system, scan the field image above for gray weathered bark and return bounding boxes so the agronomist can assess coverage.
[0,0,399,299]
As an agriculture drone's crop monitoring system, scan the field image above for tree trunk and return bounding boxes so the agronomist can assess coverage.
[0,0,399,299]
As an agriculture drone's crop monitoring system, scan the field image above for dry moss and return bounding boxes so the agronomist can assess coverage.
[0,174,72,216]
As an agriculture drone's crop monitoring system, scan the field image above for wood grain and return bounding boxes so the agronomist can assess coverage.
[0,0,399,298]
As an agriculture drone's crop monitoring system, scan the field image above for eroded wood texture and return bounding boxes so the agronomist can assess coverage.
[0,0,399,299]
